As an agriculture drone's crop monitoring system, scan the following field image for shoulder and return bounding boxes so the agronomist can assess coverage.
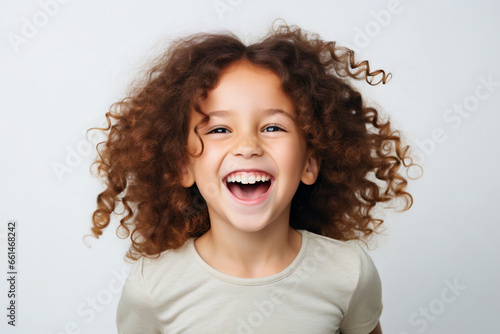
[302,232,383,332]
[135,239,195,286]
[302,230,381,298]
[116,240,195,333]
[303,230,370,273]
[116,255,158,332]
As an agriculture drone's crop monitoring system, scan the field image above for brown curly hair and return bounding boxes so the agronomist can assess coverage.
[84,19,421,261]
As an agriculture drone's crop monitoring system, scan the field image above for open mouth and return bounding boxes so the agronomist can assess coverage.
[225,179,272,200]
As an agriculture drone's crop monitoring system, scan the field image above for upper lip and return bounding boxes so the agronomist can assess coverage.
[223,169,275,182]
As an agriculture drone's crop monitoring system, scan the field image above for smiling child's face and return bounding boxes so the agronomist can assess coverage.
[181,59,319,234]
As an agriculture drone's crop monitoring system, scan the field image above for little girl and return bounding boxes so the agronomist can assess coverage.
[86,19,419,334]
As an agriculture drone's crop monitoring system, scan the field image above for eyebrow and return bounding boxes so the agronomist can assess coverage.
[207,108,295,121]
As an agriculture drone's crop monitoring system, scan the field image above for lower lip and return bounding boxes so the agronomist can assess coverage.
[224,178,275,206]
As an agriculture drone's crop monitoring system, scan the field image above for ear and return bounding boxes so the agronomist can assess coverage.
[301,149,320,185]
[180,163,195,188]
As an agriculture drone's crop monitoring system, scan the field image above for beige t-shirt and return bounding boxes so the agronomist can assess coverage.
[116,229,382,334]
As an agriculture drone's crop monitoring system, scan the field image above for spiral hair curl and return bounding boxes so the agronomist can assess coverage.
[85,19,421,261]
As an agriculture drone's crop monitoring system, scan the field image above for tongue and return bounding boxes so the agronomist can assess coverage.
[227,182,270,200]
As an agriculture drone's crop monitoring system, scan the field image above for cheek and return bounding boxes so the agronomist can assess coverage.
[273,140,307,172]
[201,146,221,167]
[191,142,223,178]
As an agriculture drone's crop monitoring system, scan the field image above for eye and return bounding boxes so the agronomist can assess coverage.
[207,124,286,134]
[263,124,286,132]
[208,127,230,134]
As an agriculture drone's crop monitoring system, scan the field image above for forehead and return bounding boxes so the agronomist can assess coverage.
[199,59,295,115]
[216,59,280,85]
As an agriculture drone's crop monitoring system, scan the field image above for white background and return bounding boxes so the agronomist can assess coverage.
[1,0,499,333]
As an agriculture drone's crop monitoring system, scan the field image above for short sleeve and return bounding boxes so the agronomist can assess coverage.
[116,257,161,334]
[339,245,383,334]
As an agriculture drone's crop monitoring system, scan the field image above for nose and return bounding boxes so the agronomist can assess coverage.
[230,132,263,158]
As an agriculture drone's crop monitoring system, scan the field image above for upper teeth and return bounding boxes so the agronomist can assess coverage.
[226,172,271,184]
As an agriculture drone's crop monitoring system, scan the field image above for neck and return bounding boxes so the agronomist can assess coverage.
[194,222,302,278]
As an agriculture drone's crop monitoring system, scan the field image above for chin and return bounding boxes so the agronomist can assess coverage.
[229,221,272,234]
